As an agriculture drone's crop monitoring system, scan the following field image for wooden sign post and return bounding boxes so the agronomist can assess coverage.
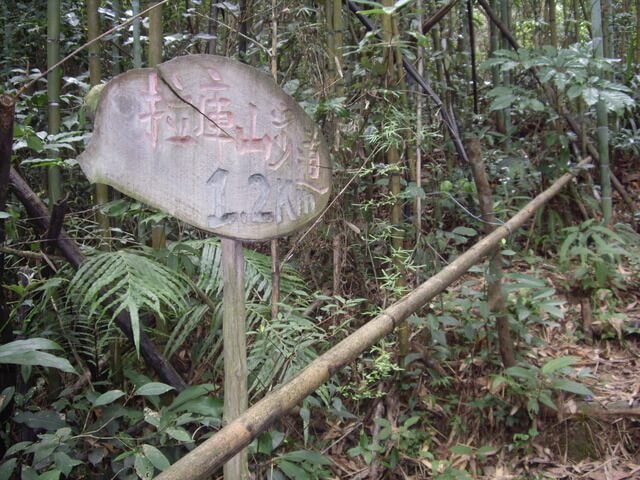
[78,55,331,479]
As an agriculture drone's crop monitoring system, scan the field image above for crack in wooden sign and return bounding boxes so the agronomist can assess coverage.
[78,55,331,240]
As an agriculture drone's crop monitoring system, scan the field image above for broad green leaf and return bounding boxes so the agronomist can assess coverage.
[257,432,273,455]
[539,391,557,411]
[449,444,474,455]
[142,444,170,471]
[505,366,537,381]
[281,450,332,466]
[0,338,62,356]
[532,288,556,300]
[551,379,594,396]
[93,390,126,407]
[581,87,599,106]
[134,383,175,396]
[168,384,215,411]
[490,94,516,110]
[134,453,154,480]
[5,441,32,457]
[13,411,67,431]
[0,459,17,479]
[39,470,62,480]
[507,273,546,288]
[600,89,635,113]
[0,351,76,374]
[476,445,498,457]
[540,301,565,319]
[173,397,223,418]
[0,386,15,414]
[165,427,193,443]
[276,460,309,480]
[53,452,82,477]
[452,226,477,237]
[541,355,580,375]
[88,448,107,465]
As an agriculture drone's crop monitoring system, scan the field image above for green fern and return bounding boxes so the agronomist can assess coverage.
[68,250,191,354]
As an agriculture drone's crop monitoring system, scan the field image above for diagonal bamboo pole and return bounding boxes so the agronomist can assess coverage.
[155,159,591,480]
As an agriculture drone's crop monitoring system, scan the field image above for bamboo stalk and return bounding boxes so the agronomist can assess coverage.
[591,0,613,224]
[87,0,110,240]
[47,0,63,205]
[132,0,142,68]
[155,159,591,480]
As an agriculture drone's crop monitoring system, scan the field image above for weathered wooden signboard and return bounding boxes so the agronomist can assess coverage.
[78,54,331,241]
[79,55,332,480]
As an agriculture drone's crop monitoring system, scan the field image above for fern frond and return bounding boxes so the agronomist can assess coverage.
[68,250,191,353]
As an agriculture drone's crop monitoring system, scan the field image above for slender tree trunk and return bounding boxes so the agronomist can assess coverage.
[87,0,110,241]
[47,0,63,205]
[591,0,613,225]
[467,138,516,368]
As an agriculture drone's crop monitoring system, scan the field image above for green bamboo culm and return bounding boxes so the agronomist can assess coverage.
[499,0,512,136]
[148,1,163,67]
[147,1,167,336]
[132,0,142,68]
[87,0,111,240]
[47,0,63,205]
[591,0,612,225]
[147,1,166,250]
[112,0,121,75]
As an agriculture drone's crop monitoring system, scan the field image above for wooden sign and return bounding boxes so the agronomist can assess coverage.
[78,55,331,240]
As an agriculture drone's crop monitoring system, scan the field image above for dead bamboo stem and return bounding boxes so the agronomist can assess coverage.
[155,159,590,480]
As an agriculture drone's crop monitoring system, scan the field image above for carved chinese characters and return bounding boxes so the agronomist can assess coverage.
[78,55,331,240]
